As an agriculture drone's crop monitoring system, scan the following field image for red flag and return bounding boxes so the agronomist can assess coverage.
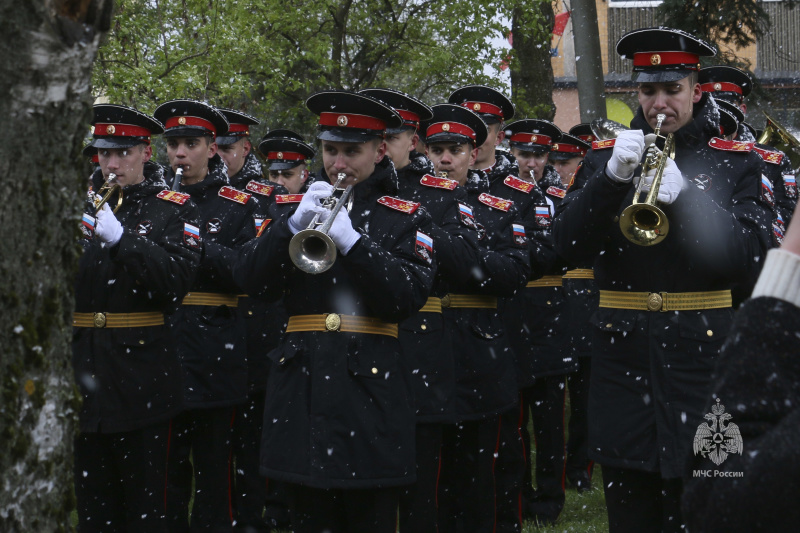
[552,11,571,37]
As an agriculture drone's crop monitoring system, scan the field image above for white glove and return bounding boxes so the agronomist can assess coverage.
[639,155,684,205]
[95,203,123,246]
[607,130,656,183]
[288,181,334,235]
[327,208,361,255]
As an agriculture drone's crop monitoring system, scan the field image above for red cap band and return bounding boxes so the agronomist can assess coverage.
[425,121,477,140]
[94,123,152,140]
[396,109,420,127]
[699,82,743,95]
[267,151,306,161]
[319,112,386,131]
[227,123,250,135]
[633,51,700,69]
[165,116,217,135]
[576,134,595,142]
[551,143,586,155]
[510,133,552,146]
[461,101,503,118]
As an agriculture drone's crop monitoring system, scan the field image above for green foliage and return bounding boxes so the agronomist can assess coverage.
[658,0,770,60]
[93,0,513,136]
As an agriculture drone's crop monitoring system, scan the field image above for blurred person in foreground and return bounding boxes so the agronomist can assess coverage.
[682,199,800,531]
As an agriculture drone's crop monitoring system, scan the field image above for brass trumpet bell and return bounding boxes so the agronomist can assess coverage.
[590,118,631,141]
[758,111,800,170]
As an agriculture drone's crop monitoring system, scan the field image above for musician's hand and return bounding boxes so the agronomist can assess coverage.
[640,156,683,205]
[95,203,124,246]
[288,181,333,235]
[607,130,648,183]
[328,209,361,255]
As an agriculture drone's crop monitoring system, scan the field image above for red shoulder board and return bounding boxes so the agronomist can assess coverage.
[420,174,458,190]
[218,186,251,204]
[503,175,535,194]
[708,138,753,152]
[275,194,303,204]
[546,186,566,198]
[752,146,784,165]
[157,190,190,205]
[246,180,276,196]
[478,192,513,212]
[378,196,420,214]
[592,139,616,150]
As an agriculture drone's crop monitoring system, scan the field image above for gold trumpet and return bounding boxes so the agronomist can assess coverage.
[93,173,123,214]
[591,115,674,246]
[618,114,674,246]
[288,173,354,274]
[758,111,800,170]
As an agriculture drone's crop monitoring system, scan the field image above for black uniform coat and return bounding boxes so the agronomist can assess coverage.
[165,154,257,409]
[397,151,482,423]
[234,156,436,489]
[496,159,572,386]
[445,168,531,420]
[553,94,773,477]
[682,296,800,532]
[74,162,201,433]
[229,152,290,393]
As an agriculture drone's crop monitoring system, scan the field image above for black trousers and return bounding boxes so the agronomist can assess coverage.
[438,417,501,533]
[230,392,269,532]
[566,358,593,486]
[398,422,443,533]
[602,466,683,533]
[494,403,525,533]
[520,376,567,522]
[74,421,172,533]
[166,406,235,533]
[286,484,400,533]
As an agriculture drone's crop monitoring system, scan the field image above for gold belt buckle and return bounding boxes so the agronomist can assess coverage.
[93,312,107,328]
[441,295,451,308]
[325,313,341,332]
[647,293,664,312]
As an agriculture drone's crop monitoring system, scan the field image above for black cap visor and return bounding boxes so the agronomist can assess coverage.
[509,142,549,154]
[92,136,147,149]
[268,160,304,171]
[548,151,582,162]
[425,132,475,146]
[317,127,382,143]
[215,135,247,146]
[164,126,216,138]
[633,69,693,83]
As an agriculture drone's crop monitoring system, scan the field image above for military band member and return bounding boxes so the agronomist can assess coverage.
[261,129,315,194]
[360,89,471,533]
[503,118,574,525]
[554,28,773,531]
[73,104,201,532]
[233,90,436,533]
[699,65,796,228]
[423,103,531,533]
[215,108,293,533]
[154,99,258,532]
[561,123,598,492]
[216,108,260,181]
[550,132,590,188]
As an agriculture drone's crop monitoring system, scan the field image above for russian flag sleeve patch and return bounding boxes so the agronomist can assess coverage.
[415,231,433,264]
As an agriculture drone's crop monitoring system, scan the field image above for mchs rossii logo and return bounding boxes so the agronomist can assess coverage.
[692,398,744,478]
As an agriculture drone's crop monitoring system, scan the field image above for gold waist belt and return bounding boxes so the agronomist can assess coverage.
[563,269,595,280]
[73,311,164,328]
[418,297,443,314]
[599,290,732,312]
[441,294,498,309]
[286,314,399,338]
[182,292,239,307]
[526,275,564,288]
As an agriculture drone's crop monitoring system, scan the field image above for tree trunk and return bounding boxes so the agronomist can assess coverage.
[510,0,556,120]
[0,1,111,531]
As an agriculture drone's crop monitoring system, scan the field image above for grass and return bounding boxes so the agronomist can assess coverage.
[523,469,609,532]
